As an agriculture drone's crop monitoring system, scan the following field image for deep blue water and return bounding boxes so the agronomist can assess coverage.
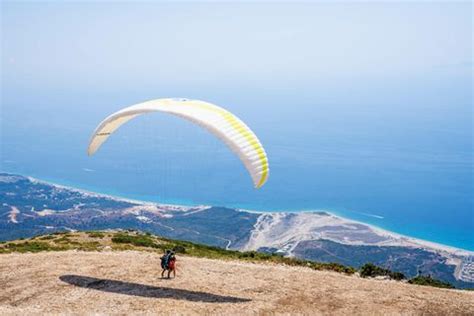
[1,80,473,251]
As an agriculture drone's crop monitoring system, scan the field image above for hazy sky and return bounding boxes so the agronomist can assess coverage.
[2,1,471,173]
[2,1,472,144]
[2,2,471,94]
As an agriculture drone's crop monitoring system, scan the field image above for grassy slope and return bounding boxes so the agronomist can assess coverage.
[0,230,463,290]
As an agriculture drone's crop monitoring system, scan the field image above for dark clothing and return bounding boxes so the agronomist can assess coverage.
[161,252,175,270]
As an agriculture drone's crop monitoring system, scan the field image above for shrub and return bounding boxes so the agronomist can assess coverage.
[408,276,454,289]
[87,232,105,238]
[390,271,406,281]
[360,263,405,280]
[78,241,101,251]
[313,262,356,274]
[54,236,72,244]
[172,245,186,253]
[4,241,58,253]
[111,233,158,248]
[38,235,56,240]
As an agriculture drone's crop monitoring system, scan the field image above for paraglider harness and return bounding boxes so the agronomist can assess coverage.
[161,251,174,270]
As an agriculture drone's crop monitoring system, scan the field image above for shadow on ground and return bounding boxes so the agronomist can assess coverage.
[59,275,251,303]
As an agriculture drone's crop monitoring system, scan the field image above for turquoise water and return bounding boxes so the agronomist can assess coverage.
[2,79,473,251]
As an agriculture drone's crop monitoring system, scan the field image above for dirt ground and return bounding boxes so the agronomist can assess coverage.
[0,250,473,315]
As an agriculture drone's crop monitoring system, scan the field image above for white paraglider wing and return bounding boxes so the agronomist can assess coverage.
[87,98,269,188]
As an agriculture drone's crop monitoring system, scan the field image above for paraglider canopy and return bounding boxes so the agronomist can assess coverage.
[87,98,269,188]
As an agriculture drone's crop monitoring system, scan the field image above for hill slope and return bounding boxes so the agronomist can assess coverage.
[1,250,473,315]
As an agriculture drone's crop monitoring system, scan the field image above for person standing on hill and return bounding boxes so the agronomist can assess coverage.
[160,249,177,279]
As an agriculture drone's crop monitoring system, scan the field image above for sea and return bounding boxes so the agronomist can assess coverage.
[2,82,473,251]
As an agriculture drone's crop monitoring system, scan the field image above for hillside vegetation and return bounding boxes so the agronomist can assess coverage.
[0,230,463,290]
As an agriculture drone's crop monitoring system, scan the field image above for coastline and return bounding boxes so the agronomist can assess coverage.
[10,172,472,257]
[241,208,474,257]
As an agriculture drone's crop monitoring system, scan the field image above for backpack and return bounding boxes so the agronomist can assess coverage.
[162,253,173,269]
[161,253,170,269]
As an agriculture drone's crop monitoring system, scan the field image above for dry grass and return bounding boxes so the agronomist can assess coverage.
[0,250,473,315]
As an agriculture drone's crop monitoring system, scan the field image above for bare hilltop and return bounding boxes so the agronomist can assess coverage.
[1,232,473,315]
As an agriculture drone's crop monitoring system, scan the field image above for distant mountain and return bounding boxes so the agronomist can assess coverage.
[1,173,473,288]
